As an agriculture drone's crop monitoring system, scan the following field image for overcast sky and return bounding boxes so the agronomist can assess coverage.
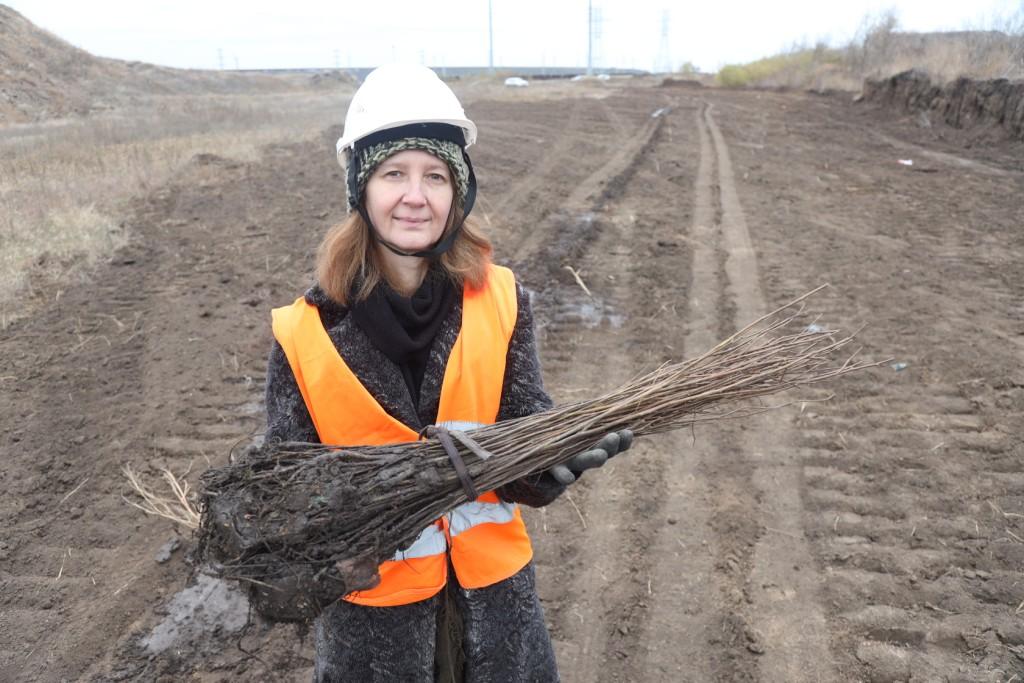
[8,0,1022,72]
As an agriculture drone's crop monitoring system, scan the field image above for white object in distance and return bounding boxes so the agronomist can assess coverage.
[504,77,529,87]
[336,64,477,168]
[897,159,914,166]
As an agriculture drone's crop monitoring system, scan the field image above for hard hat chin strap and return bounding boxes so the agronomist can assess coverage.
[358,204,464,259]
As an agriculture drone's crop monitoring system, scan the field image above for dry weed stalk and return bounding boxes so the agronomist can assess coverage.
[122,463,200,530]
[186,286,883,622]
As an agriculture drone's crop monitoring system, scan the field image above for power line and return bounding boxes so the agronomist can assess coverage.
[489,0,495,73]
[589,0,598,75]
[655,9,671,73]
[588,2,604,73]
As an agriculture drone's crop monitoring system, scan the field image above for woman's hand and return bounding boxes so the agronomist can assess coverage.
[548,430,634,485]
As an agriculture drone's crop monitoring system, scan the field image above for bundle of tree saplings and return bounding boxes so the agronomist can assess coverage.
[194,289,878,622]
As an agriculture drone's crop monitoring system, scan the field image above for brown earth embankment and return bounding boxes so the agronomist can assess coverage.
[0,5,342,122]
[861,69,1024,140]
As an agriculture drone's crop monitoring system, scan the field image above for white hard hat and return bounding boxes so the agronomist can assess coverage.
[336,64,477,167]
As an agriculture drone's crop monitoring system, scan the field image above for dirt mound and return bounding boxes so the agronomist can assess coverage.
[861,69,1024,140]
[0,5,342,122]
[659,77,704,88]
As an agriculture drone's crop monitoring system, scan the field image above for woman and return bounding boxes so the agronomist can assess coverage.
[265,64,632,682]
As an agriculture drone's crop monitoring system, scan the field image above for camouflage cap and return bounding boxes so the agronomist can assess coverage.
[348,137,470,211]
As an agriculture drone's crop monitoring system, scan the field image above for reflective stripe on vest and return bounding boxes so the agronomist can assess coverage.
[449,499,518,536]
[437,419,488,433]
[271,264,533,607]
[392,420,514,559]
[393,523,448,561]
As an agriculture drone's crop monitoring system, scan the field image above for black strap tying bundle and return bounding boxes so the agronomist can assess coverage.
[419,425,493,501]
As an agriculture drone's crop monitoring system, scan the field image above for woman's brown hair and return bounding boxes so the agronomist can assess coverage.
[315,205,493,306]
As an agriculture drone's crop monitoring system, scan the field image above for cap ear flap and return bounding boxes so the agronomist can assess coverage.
[460,151,477,219]
[346,150,362,212]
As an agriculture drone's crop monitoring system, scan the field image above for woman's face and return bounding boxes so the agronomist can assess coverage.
[364,149,454,253]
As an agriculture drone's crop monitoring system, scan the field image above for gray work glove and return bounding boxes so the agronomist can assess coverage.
[549,429,634,485]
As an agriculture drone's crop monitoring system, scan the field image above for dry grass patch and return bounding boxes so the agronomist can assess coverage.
[0,90,348,325]
[715,10,1024,91]
[0,205,125,315]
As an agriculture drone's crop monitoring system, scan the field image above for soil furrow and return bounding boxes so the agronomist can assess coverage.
[637,100,721,681]
[709,87,1024,680]
[702,101,837,682]
[516,98,674,683]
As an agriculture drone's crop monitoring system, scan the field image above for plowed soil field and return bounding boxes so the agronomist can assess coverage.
[2,80,1023,682]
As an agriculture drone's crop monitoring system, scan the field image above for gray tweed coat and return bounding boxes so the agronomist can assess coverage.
[264,276,563,682]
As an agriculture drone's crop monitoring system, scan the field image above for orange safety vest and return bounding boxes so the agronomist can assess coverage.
[271,264,533,607]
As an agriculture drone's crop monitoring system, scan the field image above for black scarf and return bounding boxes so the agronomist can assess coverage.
[349,268,457,408]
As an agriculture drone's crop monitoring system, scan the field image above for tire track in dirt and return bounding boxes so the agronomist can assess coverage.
[635,99,837,681]
[534,178,664,683]
[701,102,837,682]
[599,97,632,138]
[499,96,682,682]
[470,96,624,256]
[535,94,813,682]
[506,100,666,269]
[706,87,1024,679]
[794,374,1024,679]
[633,101,722,681]
[558,123,695,683]
[485,97,586,219]
[582,99,774,683]
[637,99,769,682]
